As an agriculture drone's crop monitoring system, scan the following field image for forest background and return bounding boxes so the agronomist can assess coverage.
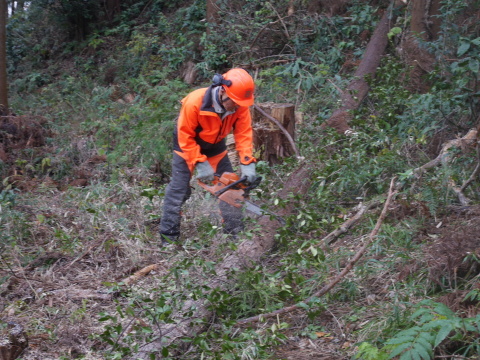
[1,0,480,359]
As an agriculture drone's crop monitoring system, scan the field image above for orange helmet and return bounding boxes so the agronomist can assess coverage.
[222,68,255,107]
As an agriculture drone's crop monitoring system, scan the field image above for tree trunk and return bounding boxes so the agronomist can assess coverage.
[206,0,219,35]
[411,0,441,40]
[104,0,121,23]
[253,102,296,165]
[0,0,8,111]
[402,0,441,93]
[322,0,406,134]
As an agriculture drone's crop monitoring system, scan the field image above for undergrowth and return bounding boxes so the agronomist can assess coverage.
[2,0,480,359]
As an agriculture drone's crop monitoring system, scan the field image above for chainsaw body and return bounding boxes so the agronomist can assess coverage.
[197,172,285,224]
[197,172,260,208]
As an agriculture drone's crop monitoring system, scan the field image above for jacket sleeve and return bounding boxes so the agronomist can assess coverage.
[233,106,256,165]
[176,94,208,167]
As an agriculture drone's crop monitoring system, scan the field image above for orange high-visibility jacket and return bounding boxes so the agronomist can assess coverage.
[173,86,256,170]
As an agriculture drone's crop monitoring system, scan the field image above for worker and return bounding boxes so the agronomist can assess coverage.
[159,68,257,244]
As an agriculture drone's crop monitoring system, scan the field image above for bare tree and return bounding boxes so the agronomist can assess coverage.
[0,0,8,112]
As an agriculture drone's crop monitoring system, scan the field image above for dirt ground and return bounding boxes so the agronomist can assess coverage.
[1,115,479,359]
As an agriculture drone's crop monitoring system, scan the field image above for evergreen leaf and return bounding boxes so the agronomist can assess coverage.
[400,349,421,360]
[388,342,413,359]
[434,323,453,347]
[412,342,432,360]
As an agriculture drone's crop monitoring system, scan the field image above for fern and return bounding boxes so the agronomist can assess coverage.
[386,326,434,359]
[355,300,480,360]
[355,342,389,360]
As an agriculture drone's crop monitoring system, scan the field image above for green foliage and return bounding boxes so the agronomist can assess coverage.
[355,300,480,359]
[5,0,480,359]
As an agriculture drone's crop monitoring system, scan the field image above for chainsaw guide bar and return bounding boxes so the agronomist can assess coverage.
[197,172,285,224]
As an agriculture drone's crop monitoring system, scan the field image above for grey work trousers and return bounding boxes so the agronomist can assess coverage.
[159,152,244,240]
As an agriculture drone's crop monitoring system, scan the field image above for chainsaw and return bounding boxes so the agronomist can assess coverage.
[197,172,285,224]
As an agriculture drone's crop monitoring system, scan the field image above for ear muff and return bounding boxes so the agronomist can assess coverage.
[212,73,232,87]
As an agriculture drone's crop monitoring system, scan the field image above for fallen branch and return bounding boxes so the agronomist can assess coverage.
[121,264,162,286]
[316,200,382,247]
[412,129,478,206]
[236,178,397,326]
[413,129,477,175]
[253,104,300,158]
[460,143,480,192]
[46,288,112,301]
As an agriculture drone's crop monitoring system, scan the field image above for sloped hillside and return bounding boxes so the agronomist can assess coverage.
[1,1,479,359]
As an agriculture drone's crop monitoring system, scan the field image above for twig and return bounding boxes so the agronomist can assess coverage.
[316,200,382,247]
[236,178,397,326]
[327,78,345,95]
[325,308,345,338]
[460,143,480,192]
[253,104,300,158]
[250,20,281,48]
[412,129,478,176]
[266,2,290,40]
[65,244,95,269]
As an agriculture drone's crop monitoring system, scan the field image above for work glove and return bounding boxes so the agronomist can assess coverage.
[240,162,256,183]
[195,161,215,182]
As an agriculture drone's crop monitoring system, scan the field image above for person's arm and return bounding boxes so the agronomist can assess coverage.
[176,94,208,167]
[232,106,256,165]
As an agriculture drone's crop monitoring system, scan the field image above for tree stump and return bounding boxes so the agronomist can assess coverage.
[226,134,239,167]
[252,102,296,165]
[0,321,28,360]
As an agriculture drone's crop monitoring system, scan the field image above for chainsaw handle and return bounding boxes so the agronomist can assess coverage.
[244,176,262,194]
[214,176,248,196]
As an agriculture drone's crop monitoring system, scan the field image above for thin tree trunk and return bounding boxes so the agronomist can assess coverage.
[322,0,406,134]
[105,0,121,23]
[0,0,8,111]
[403,0,441,93]
[206,0,219,35]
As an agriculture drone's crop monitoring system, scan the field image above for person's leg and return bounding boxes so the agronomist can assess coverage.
[159,153,192,242]
[215,155,244,235]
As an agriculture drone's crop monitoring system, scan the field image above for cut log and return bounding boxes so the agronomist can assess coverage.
[0,321,28,360]
[252,102,296,164]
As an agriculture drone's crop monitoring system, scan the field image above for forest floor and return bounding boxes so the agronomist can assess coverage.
[1,115,479,359]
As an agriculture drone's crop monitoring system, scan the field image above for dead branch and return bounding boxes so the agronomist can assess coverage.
[121,264,162,286]
[413,129,478,175]
[236,178,397,326]
[412,129,478,206]
[46,288,112,301]
[253,104,300,158]
[266,2,290,40]
[317,200,382,247]
[460,142,480,192]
